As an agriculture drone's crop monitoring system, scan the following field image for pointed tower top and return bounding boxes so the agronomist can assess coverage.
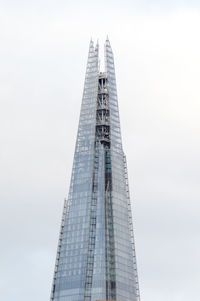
[106,35,111,45]
[89,38,94,48]
[95,39,99,51]
[51,38,140,301]
[105,36,112,51]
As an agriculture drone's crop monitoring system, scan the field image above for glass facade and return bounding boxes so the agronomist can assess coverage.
[50,39,140,301]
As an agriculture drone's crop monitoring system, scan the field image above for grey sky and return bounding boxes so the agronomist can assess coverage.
[0,1,200,301]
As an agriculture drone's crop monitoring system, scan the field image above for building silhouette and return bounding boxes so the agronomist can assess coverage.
[50,38,140,301]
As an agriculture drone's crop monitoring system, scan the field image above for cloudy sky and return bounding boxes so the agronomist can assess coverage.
[0,1,200,300]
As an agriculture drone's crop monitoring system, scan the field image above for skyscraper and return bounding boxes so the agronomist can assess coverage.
[50,38,140,301]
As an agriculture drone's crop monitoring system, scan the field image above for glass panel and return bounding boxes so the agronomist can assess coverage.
[105,38,140,301]
[51,39,140,301]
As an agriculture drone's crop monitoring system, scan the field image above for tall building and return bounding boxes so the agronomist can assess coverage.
[50,38,140,301]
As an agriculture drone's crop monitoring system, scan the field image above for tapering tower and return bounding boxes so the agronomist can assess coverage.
[50,39,140,301]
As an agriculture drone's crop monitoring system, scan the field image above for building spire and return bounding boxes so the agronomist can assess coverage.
[50,39,140,301]
[95,39,99,52]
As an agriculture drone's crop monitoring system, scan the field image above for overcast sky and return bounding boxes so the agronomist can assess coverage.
[0,1,200,301]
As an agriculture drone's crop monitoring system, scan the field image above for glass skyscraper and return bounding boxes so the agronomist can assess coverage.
[50,38,140,301]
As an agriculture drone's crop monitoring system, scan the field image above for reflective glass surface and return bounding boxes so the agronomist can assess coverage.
[51,39,140,301]
[105,39,140,301]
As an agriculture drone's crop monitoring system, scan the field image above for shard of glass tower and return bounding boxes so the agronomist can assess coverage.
[50,38,140,301]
